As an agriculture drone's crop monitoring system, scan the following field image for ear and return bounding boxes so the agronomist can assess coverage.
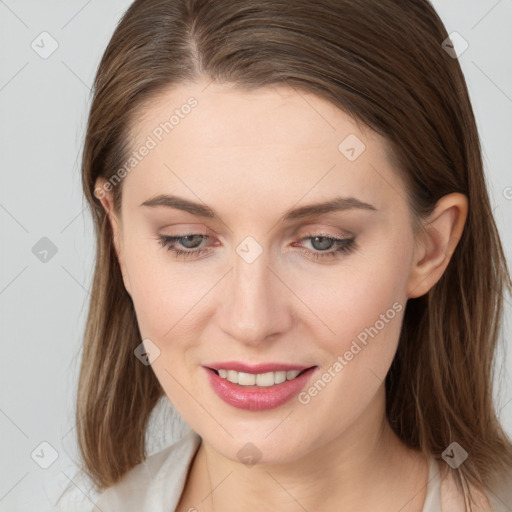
[94,178,132,296]
[407,192,468,299]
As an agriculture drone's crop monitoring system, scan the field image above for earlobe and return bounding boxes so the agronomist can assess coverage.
[407,193,468,299]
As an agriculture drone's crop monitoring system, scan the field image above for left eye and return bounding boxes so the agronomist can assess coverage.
[156,233,356,261]
[157,234,210,260]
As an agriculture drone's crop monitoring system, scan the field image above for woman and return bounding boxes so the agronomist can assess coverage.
[74,0,512,510]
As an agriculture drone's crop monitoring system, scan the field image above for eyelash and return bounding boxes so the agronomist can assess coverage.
[156,232,356,261]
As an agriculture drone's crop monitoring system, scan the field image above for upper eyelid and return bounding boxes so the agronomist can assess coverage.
[159,224,354,239]
[160,231,352,241]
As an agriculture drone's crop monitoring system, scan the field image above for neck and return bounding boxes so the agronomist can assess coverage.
[180,387,428,512]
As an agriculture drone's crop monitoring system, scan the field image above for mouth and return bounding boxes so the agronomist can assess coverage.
[203,363,318,411]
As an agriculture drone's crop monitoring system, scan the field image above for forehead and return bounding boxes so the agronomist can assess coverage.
[121,79,405,215]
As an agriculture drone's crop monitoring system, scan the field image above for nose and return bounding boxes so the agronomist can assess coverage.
[218,247,293,346]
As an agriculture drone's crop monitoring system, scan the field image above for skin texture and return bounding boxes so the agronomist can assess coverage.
[96,78,468,511]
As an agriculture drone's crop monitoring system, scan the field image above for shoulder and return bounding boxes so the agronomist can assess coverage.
[92,428,202,512]
[485,464,512,512]
[436,458,512,512]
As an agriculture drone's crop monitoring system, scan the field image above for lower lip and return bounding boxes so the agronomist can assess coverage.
[204,367,317,411]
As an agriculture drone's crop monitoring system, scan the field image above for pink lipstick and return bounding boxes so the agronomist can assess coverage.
[203,362,317,411]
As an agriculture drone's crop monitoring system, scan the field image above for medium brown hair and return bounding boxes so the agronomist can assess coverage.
[73,0,512,507]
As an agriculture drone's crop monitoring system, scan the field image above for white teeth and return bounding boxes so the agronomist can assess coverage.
[286,370,301,380]
[238,372,256,385]
[274,371,287,384]
[256,372,274,387]
[215,368,305,386]
[227,370,239,384]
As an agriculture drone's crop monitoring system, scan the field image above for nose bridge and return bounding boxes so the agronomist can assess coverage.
[220,240,291,344]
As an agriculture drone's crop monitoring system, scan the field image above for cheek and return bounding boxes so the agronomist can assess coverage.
[290,236,411,354]
[122,240,177,336]
[122,239,219,344]
[292,242,410,432]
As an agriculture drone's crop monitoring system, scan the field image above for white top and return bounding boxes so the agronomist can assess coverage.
[92,427,512,511]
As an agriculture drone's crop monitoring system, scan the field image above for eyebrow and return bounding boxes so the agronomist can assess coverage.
[140,194,377,222]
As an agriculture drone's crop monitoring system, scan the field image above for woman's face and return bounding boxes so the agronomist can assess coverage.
[97,79,426,464]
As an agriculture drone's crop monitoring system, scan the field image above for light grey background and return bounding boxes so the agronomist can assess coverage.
[0,1,511,511]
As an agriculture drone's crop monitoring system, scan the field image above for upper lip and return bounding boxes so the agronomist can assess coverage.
[204,362,315,374]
